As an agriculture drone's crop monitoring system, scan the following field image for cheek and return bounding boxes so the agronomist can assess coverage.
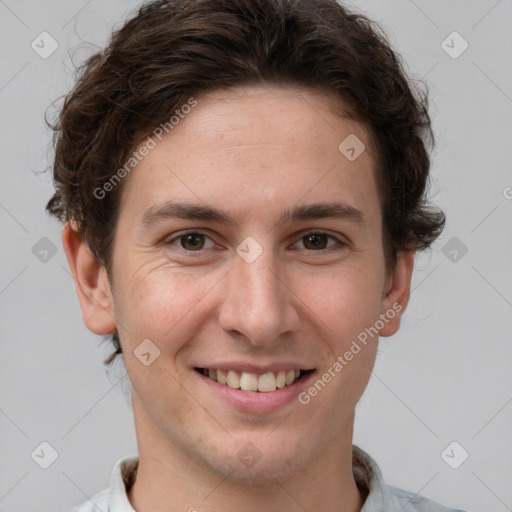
[301,265,383,393]
[113,264,220,349]
[295,269,381,429]
[116,268,208,408]
[303,265,384,339]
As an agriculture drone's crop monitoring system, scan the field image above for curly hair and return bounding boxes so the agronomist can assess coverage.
[46,0,445,364]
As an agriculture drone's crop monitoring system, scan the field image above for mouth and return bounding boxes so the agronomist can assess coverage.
[195,367,315,393]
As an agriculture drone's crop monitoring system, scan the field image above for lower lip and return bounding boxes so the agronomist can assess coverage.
[196,371,316,413]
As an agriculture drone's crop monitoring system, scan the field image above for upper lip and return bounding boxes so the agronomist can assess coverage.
[194,362,315,374]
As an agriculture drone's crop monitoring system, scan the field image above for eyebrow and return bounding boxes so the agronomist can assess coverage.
[139,200,367,229]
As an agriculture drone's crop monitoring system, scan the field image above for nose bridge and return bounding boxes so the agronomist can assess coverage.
[242,254,282,310]
[218,246,299,344]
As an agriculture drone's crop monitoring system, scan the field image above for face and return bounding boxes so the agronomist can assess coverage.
[69,85,412,483]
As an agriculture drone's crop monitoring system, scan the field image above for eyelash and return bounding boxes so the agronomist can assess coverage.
[164,230,347,253]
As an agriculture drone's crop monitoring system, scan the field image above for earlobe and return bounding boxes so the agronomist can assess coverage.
[61,222,117,336]
[379,250,415,337]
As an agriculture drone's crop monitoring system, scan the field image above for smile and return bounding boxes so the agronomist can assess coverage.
[196,368,313,392]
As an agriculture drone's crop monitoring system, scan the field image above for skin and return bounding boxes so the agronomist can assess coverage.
[63,85,414,512]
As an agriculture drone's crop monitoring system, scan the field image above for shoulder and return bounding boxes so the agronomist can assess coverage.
[387,485,466,512]
[352,445,466,512]
[63,454,138,512]
[65,487,109,512]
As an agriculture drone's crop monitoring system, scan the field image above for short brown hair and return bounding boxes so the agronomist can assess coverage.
[46,0,445,361]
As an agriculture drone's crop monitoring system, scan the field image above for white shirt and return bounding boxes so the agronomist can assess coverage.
[68,446,465,512]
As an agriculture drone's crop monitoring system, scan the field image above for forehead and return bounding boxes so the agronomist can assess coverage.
[119,85,380,227]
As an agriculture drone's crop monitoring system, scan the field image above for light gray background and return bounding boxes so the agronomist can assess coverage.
[0,1,511,511]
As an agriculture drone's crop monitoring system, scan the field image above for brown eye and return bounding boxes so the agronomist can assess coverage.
[294,232,342,251]
[179,233,206,250]
[303,233,329,250]
[165,231,216,251]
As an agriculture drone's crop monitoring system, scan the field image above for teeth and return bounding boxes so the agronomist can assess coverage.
[200,368,305,392]
[226,370,240,389]
[276,370,286,388]
[217,369,227,385]
[240,371,258,391]
[258,372,276,392]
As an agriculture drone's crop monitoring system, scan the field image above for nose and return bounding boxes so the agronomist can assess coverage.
[217,248,300,347]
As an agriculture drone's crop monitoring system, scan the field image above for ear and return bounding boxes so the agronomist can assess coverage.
[379,250,414,337]
[61,221,117,335]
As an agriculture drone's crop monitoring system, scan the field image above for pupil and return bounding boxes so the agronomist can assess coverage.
[182,234,204,250]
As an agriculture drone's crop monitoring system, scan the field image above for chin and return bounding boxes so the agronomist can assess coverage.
[195,435,314,485]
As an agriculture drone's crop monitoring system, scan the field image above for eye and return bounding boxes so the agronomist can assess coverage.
[294,232,343,251]
[166,231,216,251]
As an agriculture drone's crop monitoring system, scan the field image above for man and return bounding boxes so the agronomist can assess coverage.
[47,0,464,510]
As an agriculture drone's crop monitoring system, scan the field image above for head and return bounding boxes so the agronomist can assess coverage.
[48,0,444,484]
